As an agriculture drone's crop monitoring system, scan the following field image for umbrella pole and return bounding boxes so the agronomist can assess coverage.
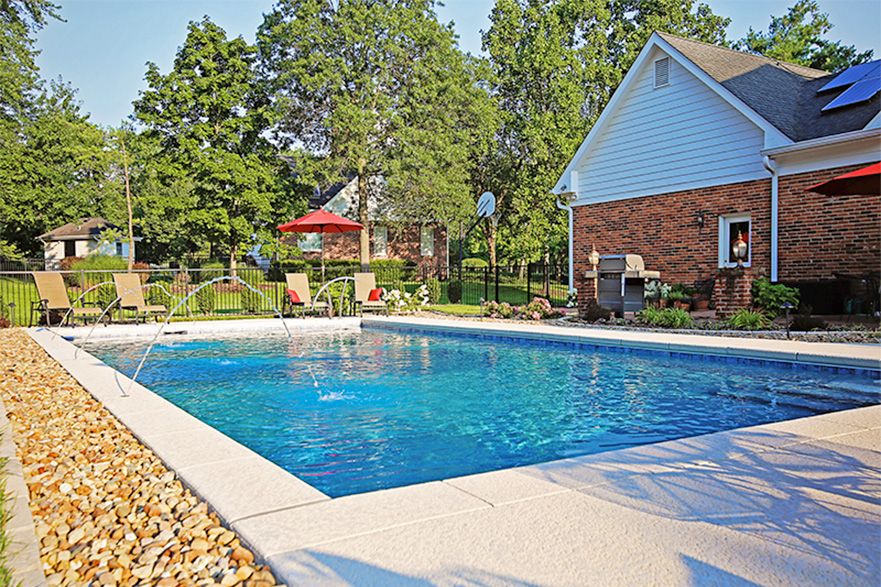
[321,234,325,283]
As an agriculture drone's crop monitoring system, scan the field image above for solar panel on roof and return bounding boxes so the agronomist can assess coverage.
[822,76,881,111]
[817,60,880,93]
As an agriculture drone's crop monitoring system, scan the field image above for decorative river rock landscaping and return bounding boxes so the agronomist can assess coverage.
[0,329,281,587]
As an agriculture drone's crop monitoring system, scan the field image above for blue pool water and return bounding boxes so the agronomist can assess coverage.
[83,328,880,497]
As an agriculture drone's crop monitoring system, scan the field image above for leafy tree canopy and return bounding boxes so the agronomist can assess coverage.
[134,17,293,270]
[735,0,873,72]
[483,0,730,265]
[0,80,116,256]
[258,0,487,264]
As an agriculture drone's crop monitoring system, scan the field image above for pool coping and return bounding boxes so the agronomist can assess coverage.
[23,317,881,586]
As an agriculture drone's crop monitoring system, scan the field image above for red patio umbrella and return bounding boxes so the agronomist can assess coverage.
[277,209,364,281]
[805,162,881,196]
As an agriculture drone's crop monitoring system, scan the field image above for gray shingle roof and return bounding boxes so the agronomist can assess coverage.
[658,32,879,141]
[39,217,121,241]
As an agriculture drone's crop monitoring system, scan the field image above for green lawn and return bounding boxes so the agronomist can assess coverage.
[428,304,482,316]
[0,273,566,325]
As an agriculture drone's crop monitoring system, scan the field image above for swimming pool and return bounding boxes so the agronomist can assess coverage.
[82,327,880,497]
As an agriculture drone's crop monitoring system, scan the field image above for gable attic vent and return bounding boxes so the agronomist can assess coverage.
[654,56,670,88]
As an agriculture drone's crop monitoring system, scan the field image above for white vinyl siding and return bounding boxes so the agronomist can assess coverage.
[573,48,767,205]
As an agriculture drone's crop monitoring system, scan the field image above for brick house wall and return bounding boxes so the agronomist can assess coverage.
[777,163,880,283]
[287,224,448,269]
[572,162,880,314]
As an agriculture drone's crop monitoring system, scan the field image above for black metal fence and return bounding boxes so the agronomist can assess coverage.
[0,261,569,326]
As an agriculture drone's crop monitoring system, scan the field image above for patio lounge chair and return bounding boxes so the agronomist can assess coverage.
[113,273,168,323]
[283,273,331,317]
[29,272,105,327]
[354,272,388,316]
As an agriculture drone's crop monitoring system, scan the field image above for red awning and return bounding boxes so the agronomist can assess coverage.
[805,162,881,196]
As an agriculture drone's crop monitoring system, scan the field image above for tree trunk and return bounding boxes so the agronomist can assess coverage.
[358,165,370,270]
[485,218,497,267]
[229,241,238,278]
[121,138,134,272]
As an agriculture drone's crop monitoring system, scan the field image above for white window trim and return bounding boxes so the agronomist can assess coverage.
[298,233,322,253]
[420,226,434,257]
[373,226,388,257]
[718,214,752,268]
[653,56,670,89]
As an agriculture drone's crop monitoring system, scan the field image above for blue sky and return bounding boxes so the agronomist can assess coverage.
[34,0,881,128]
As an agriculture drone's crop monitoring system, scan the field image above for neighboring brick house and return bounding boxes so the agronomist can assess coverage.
[285,176,448,269]
[38,217,139,271]
[552,32,880,316]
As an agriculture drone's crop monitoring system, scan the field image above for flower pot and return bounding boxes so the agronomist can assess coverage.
[673,299,691,311]
[693,299,709,311]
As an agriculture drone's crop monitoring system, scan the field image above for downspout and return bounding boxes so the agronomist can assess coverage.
[556,195,575,292]
[762,155,779,282]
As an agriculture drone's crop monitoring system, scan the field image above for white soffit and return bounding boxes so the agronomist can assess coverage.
[762,128,881,176]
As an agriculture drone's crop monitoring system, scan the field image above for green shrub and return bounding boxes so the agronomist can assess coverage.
[581,298,611,322]
[447,280,462,304]
[70,255,127,288]
[389,279,406,296]
[752,277,799,317]
[199,261,226,282]
[96,283,117,310]
[660,307,693,328]
[483,300,515,318]
[726,308,773,330]
[148,284,174,311]
[637,306,693,328]
[372,259,418,281]
[321,280,354,316]
[241,286,262,313]
[424,278,441,304]
[669,283,695,297]
[71,254,127,272]
[519,297,562,320]
[237,270,262,313]
[194,284,216,315]
[462,257,488,268]
[240,268,266,286]
[370,259,416,268]
[637,306,665,326]
[0,292,9,328]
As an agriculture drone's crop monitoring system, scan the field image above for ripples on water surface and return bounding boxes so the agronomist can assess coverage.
[82,328,880,497]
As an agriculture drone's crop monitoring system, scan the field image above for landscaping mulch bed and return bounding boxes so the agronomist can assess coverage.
[414,311,881,345]
[0,329,281,587]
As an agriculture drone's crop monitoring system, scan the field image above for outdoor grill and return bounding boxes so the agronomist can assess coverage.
[586,254,660,316]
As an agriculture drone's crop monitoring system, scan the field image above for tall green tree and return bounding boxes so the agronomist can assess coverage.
[0,80,115,256]
[735,0,873,72]
[483,0,730,266]
[258,0,482,266]
[134,17,289,271]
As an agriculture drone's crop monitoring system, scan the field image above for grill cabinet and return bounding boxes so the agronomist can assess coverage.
[585,254,660,316]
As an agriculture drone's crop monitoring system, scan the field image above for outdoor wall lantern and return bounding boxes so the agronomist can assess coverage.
[696,210,705,230]
[588,245,601,301]
[732,231,748,267]
[588,245,600,268]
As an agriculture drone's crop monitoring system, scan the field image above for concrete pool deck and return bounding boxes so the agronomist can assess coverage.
[21,317,881,586]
